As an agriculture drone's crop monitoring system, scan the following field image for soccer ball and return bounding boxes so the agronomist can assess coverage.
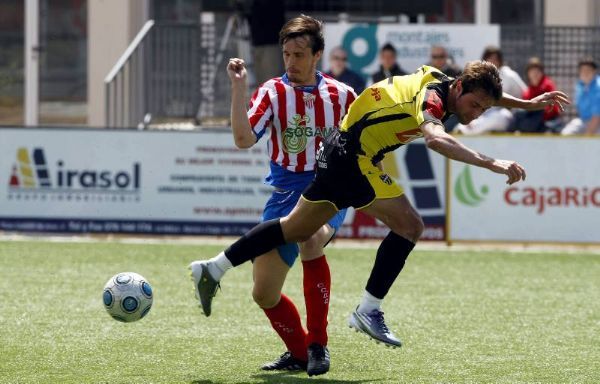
[103,272,153,322]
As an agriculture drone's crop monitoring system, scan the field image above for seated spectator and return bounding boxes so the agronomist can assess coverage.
[455,46,526,135]
[482,45,527,98]
[561,57,600,135]
[428,45,462,78]
[325,46,366,94]
[371,43,407,84]
[509,57,562,133]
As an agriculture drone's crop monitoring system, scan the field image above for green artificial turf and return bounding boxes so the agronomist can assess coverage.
[0,240,598,383]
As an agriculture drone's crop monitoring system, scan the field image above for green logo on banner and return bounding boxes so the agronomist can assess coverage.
[455,165,489,206]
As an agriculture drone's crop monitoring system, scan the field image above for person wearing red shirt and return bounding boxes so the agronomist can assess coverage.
[510,57,562,132]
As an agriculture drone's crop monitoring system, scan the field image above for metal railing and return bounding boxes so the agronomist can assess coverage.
[104,20,155,128]
[104,21,207,128]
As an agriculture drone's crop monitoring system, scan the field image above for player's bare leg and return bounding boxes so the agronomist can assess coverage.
[348,195,423,348]
[191,198,337,316]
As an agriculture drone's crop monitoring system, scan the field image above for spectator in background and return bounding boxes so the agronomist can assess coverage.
[482,46,527,98]
[325,46,366,94]
[372,43,407,84]
[428,45,462,132]
[428,45,462,78]
[455,46,527,135]
[248,0,285,84]
[561,57,600,135]
[509,57,562,133]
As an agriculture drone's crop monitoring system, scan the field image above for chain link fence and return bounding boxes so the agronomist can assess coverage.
[113,22,598,126]
[501,26,600,120]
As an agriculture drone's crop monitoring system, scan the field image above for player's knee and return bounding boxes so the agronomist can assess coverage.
[389,214,423,242]
[299,234,325,260]
[411,216,424,240]
[252,288,279,309]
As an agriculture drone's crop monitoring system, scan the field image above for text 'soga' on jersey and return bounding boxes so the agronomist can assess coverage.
[340,66,450,164]
[248,74,357,172]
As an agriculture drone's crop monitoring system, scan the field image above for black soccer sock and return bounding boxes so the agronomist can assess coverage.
[224,218,286,266]
[365,231,415,299]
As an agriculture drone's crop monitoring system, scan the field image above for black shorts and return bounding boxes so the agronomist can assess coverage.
[302,130,403,210]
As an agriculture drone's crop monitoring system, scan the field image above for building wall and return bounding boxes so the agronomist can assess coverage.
[545,0,598,26]
[87,0,148,127]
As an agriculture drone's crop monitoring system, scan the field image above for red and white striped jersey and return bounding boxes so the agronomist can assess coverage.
[248,72,357,173]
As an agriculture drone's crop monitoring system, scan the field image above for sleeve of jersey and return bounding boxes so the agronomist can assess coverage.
[247,86,273,141]
[416,89,445,126]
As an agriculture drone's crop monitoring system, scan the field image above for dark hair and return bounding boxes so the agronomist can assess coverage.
[279,14,324,54]
[381,43,396,54]
[526,57,545,73]
[481,45,503,66]
[459,60,503,101]
[578,56,598,70]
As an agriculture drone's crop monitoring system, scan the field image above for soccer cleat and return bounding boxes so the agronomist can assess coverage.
[348,307,402,348]
[261,352,307,371]
[188,261,220,317]
[307,343,330,376]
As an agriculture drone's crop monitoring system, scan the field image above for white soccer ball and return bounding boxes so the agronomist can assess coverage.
[103,272,153,322]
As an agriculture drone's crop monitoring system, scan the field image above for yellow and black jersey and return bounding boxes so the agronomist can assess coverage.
[340,65,452,164]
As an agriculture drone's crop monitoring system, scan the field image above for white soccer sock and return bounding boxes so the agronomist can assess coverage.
[357,290,383,313]
[207,252,233,281]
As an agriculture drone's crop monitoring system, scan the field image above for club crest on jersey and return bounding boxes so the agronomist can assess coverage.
[379,174,393,185]
[303,93,315,109]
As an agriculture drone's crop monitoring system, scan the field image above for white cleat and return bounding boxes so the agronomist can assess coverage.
[348,307,402,348]
[188,261,220,317]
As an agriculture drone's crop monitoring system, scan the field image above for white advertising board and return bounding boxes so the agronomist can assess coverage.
[0,128,446,238]
[323,23,500,79]
[0,128,270,235]
[449,137,600,243]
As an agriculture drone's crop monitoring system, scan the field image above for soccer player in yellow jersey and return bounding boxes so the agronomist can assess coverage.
[193,61,569,348]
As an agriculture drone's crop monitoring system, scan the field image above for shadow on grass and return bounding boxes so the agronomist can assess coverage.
[191,372,382,384]
[252,372,382,383]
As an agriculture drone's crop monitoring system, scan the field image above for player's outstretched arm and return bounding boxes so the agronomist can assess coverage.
[420,121,526,185]
[228,58,256,149]
[496,91,570,112]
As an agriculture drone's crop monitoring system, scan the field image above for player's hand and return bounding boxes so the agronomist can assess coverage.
[227,58,247,83]
[529,91,570,112]
[489,159,526,185]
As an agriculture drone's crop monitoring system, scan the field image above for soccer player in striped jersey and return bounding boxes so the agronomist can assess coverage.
[190,15,356,376]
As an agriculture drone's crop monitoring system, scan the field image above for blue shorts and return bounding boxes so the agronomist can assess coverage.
[261,188,346,267]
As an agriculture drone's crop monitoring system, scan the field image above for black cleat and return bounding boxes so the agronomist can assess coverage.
[261,351,307,372]
[307,343,330,376]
